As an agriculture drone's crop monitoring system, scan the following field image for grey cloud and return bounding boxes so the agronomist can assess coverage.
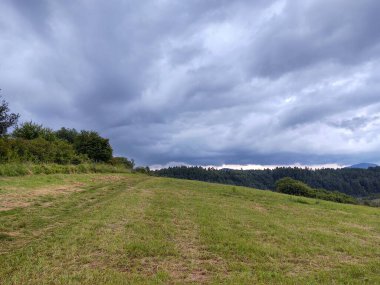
[330,116,380,131]
[1,0,380,166]
[251,0,380,78]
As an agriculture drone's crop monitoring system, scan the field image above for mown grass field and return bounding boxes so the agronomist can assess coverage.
[0,173,379,284]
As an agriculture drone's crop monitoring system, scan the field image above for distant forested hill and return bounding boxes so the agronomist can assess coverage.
[346,163,378,169]
[155,166,380,197]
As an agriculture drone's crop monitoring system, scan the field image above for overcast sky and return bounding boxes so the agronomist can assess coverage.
[1,0,380,167]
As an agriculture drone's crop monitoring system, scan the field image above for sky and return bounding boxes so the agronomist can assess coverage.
[1,0,380,168]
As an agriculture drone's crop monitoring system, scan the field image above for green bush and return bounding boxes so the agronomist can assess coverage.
[275,177,357,204]
[133,166,150,174]
[110,157,135,169]
[0,137,86,164]
[275,177,313,197]
[0,163,130,177]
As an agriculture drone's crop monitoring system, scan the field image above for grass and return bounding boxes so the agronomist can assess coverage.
[0,174,379,284]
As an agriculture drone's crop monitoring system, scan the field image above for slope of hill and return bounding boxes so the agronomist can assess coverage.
[346,163,378,169]
[0,173,379,284]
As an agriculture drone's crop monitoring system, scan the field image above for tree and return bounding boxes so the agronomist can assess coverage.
[74,130,113,162]
[0,95,20,136]
[55,127,78,144]
[13,121,56,141]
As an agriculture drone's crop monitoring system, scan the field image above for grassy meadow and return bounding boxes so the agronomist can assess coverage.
[0,173,379,284]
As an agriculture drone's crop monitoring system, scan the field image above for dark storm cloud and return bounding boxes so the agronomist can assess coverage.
[251,0,380,77]
[1,0,380,166]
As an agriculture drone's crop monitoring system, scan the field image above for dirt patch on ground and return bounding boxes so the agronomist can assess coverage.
[0,182,86,211]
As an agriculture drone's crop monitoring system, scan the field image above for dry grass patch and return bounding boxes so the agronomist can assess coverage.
[90,175,128,183]
[0,183,86,211]
[250,203,268,213]
[341,222,374,231]
[284,252,362,277]
[170,217,228,283]
[122,216,228,284]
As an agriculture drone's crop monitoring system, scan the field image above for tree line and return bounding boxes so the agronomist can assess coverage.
[0,95,133,168]
[154,166,380,197]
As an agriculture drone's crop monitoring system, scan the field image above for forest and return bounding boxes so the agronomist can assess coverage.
[155,166,380,198]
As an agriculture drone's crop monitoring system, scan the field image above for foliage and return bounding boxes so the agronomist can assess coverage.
[55,127,79,144]
[133,166,150,174]
[0,163,130,176]
[155,166,380,197]
[110,157,135,169]
[0,96,19,136]
[275,177,313,196]
[74,131,113,162]
[275,177,357,204]
[0,137,86,164]
[357,194,380,207]
[10,125,115,164]
[0,97,132,167]
[13,121,56,141]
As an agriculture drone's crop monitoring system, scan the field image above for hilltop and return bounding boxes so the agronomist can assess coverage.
[0,173,379,284]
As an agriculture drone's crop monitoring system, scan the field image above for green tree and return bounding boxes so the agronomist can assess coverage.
[74,130,113,162]
[0,95,20,136]
[13,121,56,141]
[55,127,78,144]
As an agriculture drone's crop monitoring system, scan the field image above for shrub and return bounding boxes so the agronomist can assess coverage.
[133,166,150,174]
[0,163,130,177]
[275,177,314,197]
[0,137,84,164]
[275,177,357,204]
[110,157,135,169]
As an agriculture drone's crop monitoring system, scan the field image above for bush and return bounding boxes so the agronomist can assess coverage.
[133,166,150,174]
[0,137,85,164]
[110,157,135,169]
[0,163,131,177]
[275,177,314,197]
[275,177,357,204]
